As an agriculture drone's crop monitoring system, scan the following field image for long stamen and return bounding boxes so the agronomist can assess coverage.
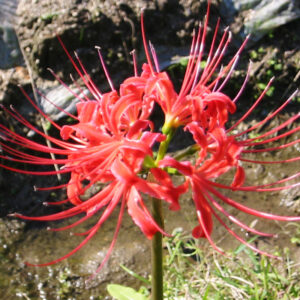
[227,77,274,132]
[243,138,300,153]
[56,35,101,100]
[74,51,102,100]
[204,182,300,222]
[95,46,115,92]
[140,10,154,75]
[242,122,300,146]
[235,89,298,136]
[149,42,160,72]
[178,26,202,97]
[70,74,91,102]
[207,191,274,237]
[233,61,252,103]
[216,55,240,92]
[130,50,138,76]
[240,156,300,164]
[48,68,89,103]
[37,90,79,121]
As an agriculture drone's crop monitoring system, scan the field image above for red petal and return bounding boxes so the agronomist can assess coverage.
[67,172,83,206]
[127,186,165,239]
[231,165,245,188]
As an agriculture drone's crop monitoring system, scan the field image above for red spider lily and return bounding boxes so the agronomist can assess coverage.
[158,84,300,257]
[159,119,300,258]
[1,78,189,266]
[141,4,246,133]
[0,40,187,274]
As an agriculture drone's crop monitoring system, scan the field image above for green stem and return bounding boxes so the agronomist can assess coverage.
[150,125,175,299]
[155,128,175,164]
[151,197,164,300]
[173,144,199,161]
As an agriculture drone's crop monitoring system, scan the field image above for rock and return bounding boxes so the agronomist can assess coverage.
[0,66,31,105]
[244,0,300,41]
[0,0,23,69]
[0,0,19,26]
[0,25,23,69]
[220,0,300,45]
[40,84,89,121]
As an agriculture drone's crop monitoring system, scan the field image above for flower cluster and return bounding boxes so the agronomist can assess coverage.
[0,4,299,274]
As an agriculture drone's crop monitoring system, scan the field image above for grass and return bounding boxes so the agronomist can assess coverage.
[117,229,300,300]
[162,231,300,299]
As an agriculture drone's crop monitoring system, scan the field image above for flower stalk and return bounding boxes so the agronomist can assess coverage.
[155,127,175,164]
[151,196,164,300]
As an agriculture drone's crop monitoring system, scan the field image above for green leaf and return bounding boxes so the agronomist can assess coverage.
[120,264,150,285]
[107,284,148,300]
[234,235,259,255]
[179,57,189,67]
[43,120,52,131]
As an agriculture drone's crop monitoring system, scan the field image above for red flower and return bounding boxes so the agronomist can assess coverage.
[158,85,300,256]
[140,5,245,133]
[0,40,187,273]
